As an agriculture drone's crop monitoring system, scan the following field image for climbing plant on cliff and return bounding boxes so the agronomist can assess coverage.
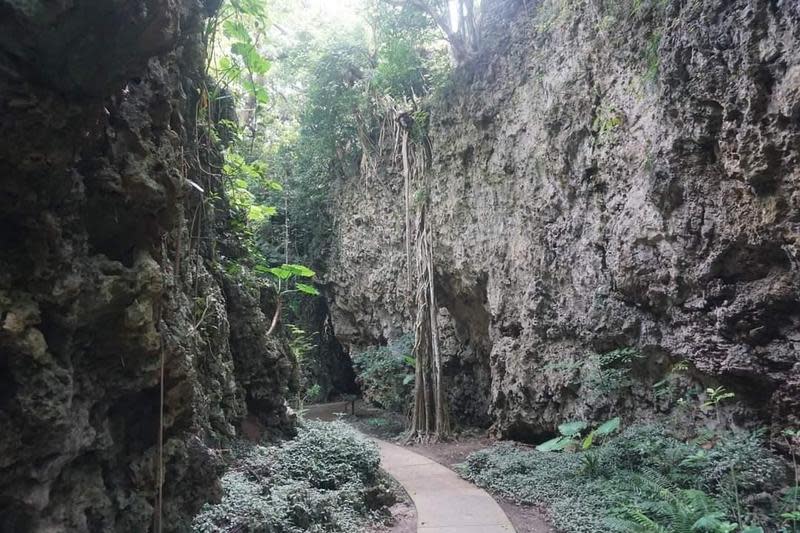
[395,110,450,441]
[408,198,450,441]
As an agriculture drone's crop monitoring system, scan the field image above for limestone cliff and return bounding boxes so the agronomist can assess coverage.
[326,0,800,436]
[0,1,293,530]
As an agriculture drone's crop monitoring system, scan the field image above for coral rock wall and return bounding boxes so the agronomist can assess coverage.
[0,1,293,530]
[326,0,800,436]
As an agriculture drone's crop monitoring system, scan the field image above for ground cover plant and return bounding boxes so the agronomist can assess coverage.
[193,421,391,532]
[458,423,793,533]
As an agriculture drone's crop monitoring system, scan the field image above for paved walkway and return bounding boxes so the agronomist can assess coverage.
[305,402,516,533]
[375,438,516,533]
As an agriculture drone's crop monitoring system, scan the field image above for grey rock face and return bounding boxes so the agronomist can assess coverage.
[326,0,799,436]
[0,1,293,530]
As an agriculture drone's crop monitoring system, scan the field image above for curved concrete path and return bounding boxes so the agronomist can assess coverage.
[304,402,516,532]
[374,438,516,533]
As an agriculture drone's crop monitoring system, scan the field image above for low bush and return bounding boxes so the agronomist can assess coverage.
[457,424,790,533]
[352,335,414,413]
[193,421,383,533]
[276,421,380,490]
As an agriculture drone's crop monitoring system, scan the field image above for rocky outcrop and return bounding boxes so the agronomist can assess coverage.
[0,1,293,530]
[326,0,800,436]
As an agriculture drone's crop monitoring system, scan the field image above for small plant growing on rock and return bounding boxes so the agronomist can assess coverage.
[586,347,644,395]
[537,417,621,452]
[592,105,622,137]
[703,386,735,415]
[254,263,320,335]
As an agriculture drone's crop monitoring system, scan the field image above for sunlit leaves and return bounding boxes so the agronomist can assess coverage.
[222,20,250,42]
[230,0,266,19]
[296,283,320,296]
[231,42,271,75]
[222,149,281,225]
[211,0,271,104]
[558,421,588,437]
[282,264,315,277]
[265,266,293,280]
[247,204,277,222]
[260,263,315,280]
[242,79,269,103]
[536,436,573,452]
[252,264,320,297]
[594,416,620,437]
[223,150,280,190]
[536,417,621,452]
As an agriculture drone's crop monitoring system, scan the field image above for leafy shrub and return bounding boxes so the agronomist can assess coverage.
[193,421,382,533]
[276,421,380,490]
[352,335,414,413]
[457,425,790,533]
[193,470,273,532]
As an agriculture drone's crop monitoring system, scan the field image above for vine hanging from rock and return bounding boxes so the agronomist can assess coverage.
[389,101,449,442]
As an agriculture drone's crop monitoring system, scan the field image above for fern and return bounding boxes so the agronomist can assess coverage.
[615,489,732,533]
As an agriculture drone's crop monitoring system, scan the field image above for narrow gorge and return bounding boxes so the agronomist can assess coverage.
[0,0,798,532]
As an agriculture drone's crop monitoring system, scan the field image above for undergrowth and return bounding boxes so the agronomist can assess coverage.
[352,335,415,413]
[192,421,387,533]
[458,425,791,533]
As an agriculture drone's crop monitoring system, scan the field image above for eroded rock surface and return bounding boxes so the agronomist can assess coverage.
[326,0,800,436]
[0,1,293,530]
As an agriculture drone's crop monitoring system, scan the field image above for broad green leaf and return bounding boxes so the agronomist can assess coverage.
[536,436,573,452]
[402,374,414,385]
[218,56,232,71]
[582,432,594,450]
[296,283,319,296]
[241,79,269,103]
[222,20,250,43]
[594,417,620,436]
[231,41,253,58]
[253,85,269,104]
[282,264,315,277]
[267,267,292,280]
[231,0,267,18]
[232,42,270,75]
[247,204,277,222]
[558,421,588,437]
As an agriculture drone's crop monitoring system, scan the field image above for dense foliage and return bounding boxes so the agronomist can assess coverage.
[458,425,793,533]
[260,1,449,270]
[199,0,454,369]
[192,421,384,533]
[352,335,415,413]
